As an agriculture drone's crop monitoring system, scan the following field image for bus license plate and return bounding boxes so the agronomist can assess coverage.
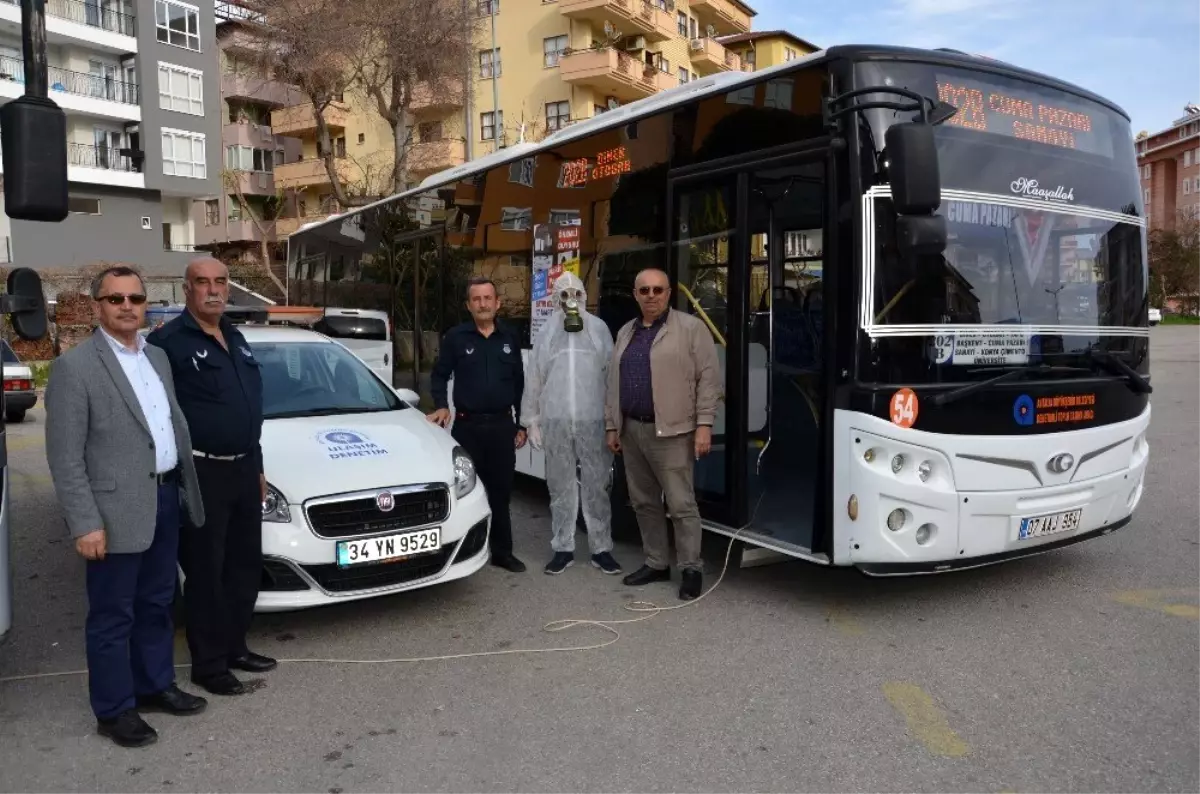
[336,527,441,567]
[1018,509,1082,541]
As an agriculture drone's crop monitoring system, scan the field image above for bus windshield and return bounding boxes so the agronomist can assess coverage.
[853,60,1148,378]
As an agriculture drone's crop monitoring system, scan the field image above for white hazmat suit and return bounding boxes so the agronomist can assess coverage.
[520,272,615,557]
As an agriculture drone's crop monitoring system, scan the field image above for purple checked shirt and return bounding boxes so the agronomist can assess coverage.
[619,310,668,420]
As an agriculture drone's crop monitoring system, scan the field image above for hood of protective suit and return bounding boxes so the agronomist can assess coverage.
[520,272,614,424]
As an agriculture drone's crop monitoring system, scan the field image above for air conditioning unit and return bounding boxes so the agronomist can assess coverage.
[624,35,646,50]
[689,38,704,50]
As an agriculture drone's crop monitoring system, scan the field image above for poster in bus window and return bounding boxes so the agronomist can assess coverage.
[530,223,581,342]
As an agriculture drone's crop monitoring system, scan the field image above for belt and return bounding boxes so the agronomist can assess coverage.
[455,411,512,421]
[154,467,180,485]
[193,450,249,461]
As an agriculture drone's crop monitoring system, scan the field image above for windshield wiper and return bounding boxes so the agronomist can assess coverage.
[1086,350,1153,395]
[930,364,1092,407]
[267,406,390,419]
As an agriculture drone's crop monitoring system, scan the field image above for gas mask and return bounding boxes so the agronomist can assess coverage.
[553,272,587,333]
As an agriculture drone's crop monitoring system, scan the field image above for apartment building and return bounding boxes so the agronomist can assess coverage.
[714,29,818,72]
[0,0,221,280]
[271,0,775,235]
[190,1,303,288]
[1137,103,1200,230]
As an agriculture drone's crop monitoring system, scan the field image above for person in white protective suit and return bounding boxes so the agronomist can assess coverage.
[520,271,623,576]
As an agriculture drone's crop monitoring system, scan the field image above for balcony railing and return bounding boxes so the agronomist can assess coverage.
[0,55,139,104]
[1,0,137,37]
[68,141,136,172]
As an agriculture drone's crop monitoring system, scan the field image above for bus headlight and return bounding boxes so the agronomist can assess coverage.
[891,454,905,474]
[262,483,291,523]
[453,446,477,499]
[918,460,933,482]
[915,523,935,545]
[886,508,908,532]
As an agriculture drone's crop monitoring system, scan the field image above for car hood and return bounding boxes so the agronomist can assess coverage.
[261,409,458,504]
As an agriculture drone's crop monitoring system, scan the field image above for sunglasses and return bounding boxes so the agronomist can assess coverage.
[96,293,147,306]
[637,286,667,296]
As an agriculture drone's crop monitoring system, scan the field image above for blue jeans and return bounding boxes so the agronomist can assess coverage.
[85,483,181,720]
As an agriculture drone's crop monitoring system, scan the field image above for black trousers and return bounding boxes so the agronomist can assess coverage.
[180,455,262,679]
[452,416,515,559]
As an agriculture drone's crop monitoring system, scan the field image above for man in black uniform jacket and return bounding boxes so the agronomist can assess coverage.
[428,277,528,572]
[147,257,275,696]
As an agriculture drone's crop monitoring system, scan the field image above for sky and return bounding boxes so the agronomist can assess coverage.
[751,0,1200,133]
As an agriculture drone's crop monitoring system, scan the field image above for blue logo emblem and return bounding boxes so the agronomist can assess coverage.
[323,431,364,445]
[1013,394,1035,426]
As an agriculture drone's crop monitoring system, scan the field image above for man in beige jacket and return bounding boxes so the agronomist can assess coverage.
[605,267,721,600]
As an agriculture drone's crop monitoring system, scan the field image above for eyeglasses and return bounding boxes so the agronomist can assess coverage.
[96,293,147,306]
[637,285,667,296]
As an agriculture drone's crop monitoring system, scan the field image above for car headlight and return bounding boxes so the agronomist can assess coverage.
[262,483,291,523]
[453,446,477,499]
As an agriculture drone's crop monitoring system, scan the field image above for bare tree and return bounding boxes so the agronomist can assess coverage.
[349,0,478,195]
[236,0,368,206]
[220,168,287,296]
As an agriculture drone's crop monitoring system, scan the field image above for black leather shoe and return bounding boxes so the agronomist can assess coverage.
[622,565,671,587]
[230,652,277,673]
[137,684,207,716]
[679,568,702,600]
[192,672,246,696]
[97,709,157,748]
[490,554,527,573]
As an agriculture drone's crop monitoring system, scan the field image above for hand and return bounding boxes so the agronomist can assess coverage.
[76,529,106,561]
[260,473,267,503]
[427,408,451,428]
[694,425,712,459]
[515,429,527,449]
[606,430,621,455]
[528,423,542,450]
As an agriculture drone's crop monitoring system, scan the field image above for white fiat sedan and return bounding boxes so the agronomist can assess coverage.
[241,325,490,611]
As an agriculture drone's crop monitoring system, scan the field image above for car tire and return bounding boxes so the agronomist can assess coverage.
[5,409,25,423]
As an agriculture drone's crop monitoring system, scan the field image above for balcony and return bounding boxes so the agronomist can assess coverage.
[0,54,140,121]
[222,72,304,108]
[410,78,465,114]
[407,139,466,177]
[274,157,355,189]
[0,0,137,52]
[197,217,270,246]
[559,47,674,103]
[223,121,287,149]
[69,140,136,172]
[274,214,336,237]
[229,169,277,196]
[270,101,349,137]
[559,0,675,43]
[688,37,740,73]
[688,0,751,34]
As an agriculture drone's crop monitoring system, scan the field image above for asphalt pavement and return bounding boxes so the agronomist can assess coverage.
[0,327,1196,793]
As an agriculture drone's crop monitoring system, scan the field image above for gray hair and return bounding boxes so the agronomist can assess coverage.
[90,265,146,299]
[465,276,498,300]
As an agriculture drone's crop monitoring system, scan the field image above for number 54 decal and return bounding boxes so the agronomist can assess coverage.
[890,388,919,428]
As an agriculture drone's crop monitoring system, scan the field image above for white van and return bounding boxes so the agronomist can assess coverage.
[311,308,393,384]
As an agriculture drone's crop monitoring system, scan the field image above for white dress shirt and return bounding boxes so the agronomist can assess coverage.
[100,328,179,474]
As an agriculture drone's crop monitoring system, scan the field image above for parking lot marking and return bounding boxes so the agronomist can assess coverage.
[1110,589,1200,620]
[881,681,971,758]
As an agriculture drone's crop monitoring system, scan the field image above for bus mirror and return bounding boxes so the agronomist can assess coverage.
[885,121,941,214]
[896,214,948,257]
[3,267,49,341]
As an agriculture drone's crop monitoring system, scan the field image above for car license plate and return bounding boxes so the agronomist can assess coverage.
[1018,508,1082,541]
[336,527,441,567]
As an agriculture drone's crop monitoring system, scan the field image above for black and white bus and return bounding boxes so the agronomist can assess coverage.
[287,44,1151,575]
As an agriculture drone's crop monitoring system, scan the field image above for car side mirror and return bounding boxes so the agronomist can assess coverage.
[395,387,420,407]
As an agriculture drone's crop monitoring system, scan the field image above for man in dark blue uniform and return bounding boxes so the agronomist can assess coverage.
[429,277,528,572]
[147,257,274,697]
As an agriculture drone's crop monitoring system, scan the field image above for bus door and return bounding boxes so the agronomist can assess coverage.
[668,153,829,558]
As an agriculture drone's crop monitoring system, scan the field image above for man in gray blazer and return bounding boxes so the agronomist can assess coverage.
[45,265,208,748]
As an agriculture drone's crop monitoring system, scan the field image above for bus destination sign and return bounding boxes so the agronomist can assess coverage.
[935,74,1112,158]
[560,146,632,187]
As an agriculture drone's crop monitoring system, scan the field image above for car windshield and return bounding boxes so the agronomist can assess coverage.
[1,341,18,364]
[252,341,405,419]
